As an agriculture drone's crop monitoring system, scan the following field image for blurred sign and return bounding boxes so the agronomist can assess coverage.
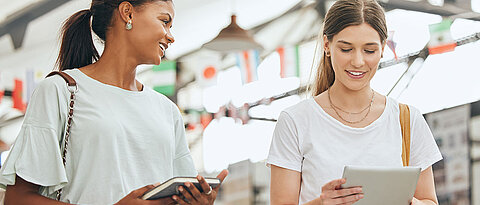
[152,61,176,96]
[426,104,471,205]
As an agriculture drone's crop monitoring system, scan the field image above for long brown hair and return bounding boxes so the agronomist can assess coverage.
[56,0,171,71]
[310,0,387,96]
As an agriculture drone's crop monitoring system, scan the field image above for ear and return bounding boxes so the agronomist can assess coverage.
[323,35,330,54]
[118,1,134,23]
[381,41,386,57]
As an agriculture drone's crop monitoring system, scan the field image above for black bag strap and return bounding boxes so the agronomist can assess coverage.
[46,71,77,201]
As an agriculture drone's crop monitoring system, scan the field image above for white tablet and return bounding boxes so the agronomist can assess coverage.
[341,166,421,205]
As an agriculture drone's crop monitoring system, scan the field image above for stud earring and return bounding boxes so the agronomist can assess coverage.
[126,20,132,30]
[325,51,331,57]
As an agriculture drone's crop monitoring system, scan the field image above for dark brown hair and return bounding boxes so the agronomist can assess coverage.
[311,0,387,95]
[56,0,171,71]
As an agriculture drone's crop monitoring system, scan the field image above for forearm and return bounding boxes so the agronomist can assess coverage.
[5,189,72,205]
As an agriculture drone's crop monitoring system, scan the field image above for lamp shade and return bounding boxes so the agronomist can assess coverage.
[203,15,263,52]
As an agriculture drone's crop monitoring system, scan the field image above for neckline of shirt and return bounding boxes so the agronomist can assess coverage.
[67,69,148,96]
[309,96,391,132]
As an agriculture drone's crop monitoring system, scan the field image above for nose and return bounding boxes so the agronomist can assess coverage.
[166,30,175,44]
[351,50,365,68]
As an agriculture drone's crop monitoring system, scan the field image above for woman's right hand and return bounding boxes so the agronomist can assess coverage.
[316,179,363,205]
[115,185,176,205]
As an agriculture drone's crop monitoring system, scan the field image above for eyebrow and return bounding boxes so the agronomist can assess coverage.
[337,40,379,46]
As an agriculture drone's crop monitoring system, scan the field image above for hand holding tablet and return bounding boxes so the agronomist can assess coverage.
[341,166,421,205]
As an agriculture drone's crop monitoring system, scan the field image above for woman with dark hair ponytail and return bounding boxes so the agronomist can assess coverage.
[0,0,227,204]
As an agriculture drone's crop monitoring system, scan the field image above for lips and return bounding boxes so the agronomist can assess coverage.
[345,70,367,79]
[158,42,168,57]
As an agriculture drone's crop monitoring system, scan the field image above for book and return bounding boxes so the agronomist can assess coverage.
[141,177,221,200]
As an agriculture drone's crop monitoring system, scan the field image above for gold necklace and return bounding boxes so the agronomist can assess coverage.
[328,89,375,124]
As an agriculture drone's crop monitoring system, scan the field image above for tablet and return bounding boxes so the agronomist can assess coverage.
[341,166,421,205]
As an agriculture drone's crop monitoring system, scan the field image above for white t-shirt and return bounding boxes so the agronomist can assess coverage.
[267,97,443,204]
[0,69,197,204]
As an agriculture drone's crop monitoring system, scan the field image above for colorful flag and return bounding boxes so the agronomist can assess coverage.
[200,111,213,129]
[428,19,456,55]
[277,45,300,78]
[386,31,398,60]
[152,61,176,96]
[12,79,26,112]
[194,55,220,88]
[236,50,260,84]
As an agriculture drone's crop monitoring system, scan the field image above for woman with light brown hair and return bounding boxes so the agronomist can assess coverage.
[267,0,442,204]
[0,0,226,204]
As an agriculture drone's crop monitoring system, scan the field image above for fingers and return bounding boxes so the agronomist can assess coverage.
[330,193,364,204]
[177,185,196,202]
[197,175,212,194]
[131,185,155,198]
[186,182,209,204]
[322,178,346,191]
[216,169,229,183]
[213,169,228,191]
[151,197,176,205]
[328,187,362,199]
[172,195,190,205]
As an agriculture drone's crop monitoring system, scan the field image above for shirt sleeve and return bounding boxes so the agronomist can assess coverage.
[171,105,197,177]
[0,76,69,196]
[408,106,443,171]
[266,111,303,172]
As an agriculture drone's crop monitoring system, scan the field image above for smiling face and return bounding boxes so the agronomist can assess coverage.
[126,1,175,65]
[324,23,385,92]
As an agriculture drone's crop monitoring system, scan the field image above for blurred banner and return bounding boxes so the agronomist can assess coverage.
[426,104,471,205]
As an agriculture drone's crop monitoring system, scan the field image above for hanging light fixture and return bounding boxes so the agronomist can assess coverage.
[202,15,264,52]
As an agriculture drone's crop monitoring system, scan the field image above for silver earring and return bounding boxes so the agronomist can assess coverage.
[126,20,132,30]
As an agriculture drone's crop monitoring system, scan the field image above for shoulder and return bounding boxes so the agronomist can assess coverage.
[33,71,72,97]
[386,97,423,120]
[279,98,315,123]
[283,98,314,116]
[144,87,181,116]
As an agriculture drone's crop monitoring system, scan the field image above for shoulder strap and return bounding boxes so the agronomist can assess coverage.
[46,71,77,201]
[46,71,77,86]
[399,103,411,167]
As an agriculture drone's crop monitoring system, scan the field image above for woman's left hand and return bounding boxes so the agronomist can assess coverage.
[172,169,228,205]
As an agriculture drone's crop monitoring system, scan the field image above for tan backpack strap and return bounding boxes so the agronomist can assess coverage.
[399,103,411,167]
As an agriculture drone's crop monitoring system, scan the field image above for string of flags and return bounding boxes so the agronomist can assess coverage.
[184,29,480,131]
[182,86,307,131]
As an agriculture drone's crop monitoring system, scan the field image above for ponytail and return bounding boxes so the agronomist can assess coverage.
[312,53,335,96]
[56,9,99,71]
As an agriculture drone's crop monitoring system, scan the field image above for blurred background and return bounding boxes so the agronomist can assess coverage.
[0,0,479,204]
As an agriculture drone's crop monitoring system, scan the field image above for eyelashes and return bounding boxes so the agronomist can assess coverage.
[340,48,376,54]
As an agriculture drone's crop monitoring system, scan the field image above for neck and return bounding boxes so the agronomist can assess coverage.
[328,82,374,111]
[82,39,140,91]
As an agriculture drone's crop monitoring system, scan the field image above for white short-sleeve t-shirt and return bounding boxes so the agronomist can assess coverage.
[0,69,197,204]
[267,97,443,204]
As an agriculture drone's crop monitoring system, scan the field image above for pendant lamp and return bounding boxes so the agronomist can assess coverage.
[203,15,263,52]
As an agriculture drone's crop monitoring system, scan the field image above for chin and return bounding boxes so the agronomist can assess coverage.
[347,84,370,91]
[152,56,162,65]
